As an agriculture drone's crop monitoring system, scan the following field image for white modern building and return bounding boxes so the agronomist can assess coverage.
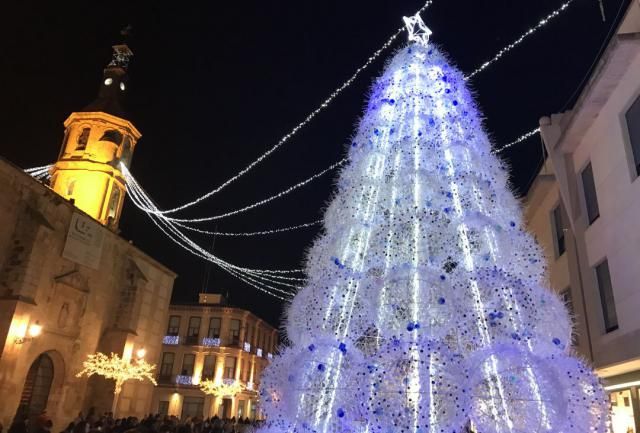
[525,1,640,431]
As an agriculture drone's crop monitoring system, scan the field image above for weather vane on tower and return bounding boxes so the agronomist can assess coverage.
[403,13,432,46]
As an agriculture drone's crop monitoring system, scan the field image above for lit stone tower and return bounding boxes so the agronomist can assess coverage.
[51,44,141,229]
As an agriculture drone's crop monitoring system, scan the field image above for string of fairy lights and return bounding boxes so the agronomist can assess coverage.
[24,0,580,299]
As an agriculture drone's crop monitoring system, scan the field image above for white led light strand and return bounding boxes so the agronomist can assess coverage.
[162,158,347,223]
[24,164,54,174]
[127,185,296,299]
[122,165,301,300]
[464,0,575,80]
[177,219,322,237]
[493,127,541,155]
[131,1,435,217]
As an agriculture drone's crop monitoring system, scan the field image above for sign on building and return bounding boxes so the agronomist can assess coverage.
[62,213,105,270]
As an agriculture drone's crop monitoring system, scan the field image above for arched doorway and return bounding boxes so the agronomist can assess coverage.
[16,353,54,420]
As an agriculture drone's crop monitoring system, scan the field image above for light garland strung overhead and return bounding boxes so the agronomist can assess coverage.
[22,0,581,302]
[138,0,436,217]
[464,0,576,80]
[127,0,574,222]
[122,164,299,300]
[493,127,541,154]
[178,219,323,237]
[161,158,348,223]
[24,164,53,181]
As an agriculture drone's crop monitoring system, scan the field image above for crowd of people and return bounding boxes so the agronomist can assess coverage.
[5,410,265,433]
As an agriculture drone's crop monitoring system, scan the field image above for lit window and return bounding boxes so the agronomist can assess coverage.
[208,317,221,338]
[181,353,195,376]
[120,82,126,91]
[626,94,640,176]
[104,78,113,86]
[160,352,175,377]
[167,315,181,336]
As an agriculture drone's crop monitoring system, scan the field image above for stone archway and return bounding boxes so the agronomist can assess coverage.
[15,351,66,423]
[16,353,54,421]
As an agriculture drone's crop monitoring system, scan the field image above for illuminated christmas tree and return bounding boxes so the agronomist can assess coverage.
[258,15,608,433]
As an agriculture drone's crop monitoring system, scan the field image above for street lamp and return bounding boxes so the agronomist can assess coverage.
[14,321,43,344]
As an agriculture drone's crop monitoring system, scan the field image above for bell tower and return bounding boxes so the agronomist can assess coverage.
[51,44,141,230]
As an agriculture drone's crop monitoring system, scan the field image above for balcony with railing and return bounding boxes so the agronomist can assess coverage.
[184,335,200,346]
[157,374,175,385]
[162,335,180,345]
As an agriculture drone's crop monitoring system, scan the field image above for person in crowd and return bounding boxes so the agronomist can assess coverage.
[8,415,28,433]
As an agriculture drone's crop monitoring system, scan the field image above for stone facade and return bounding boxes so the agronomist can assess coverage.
[0,157,176,430]
[151,294,277,420]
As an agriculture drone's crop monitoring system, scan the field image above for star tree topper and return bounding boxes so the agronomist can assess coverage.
[403,13,432,46]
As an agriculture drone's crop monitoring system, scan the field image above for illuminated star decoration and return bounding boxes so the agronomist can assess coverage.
[76,352,157,394]
[200,378,245,398]
[403,13,432,46]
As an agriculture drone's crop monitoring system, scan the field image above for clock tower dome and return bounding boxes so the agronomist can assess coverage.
[50,44,141,229]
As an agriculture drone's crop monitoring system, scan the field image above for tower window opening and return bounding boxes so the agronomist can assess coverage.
[120,82,126,91]
[104,78,113,86]
[107,187,121,220]
[100,129,123,145]
[120,136,133,167]
[76,128,90,150]
[66,179,76,196]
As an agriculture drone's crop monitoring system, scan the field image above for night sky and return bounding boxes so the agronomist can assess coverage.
[1,0,631,327]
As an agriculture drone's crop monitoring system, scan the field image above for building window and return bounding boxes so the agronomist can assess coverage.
[76,128,90,150]
[167,316,180,336]
[187,317,201,337]
[245,326,252,346]
[625,94,640,176]
[202,355,216,380]
[595,260,618,333]
[181,353,196,376]
[551,204,566,257]
[186,317,201,345]
[99,129,123,145]
[66,179,76,196]
[181,397,204,419]
[107,187,121,222]
[208,317,221,338]
[229,319,241,346]
[158,401,169,416]
[121,136,133,167]
[581,162,600,225]
[224,357,236,379]
[160,352,175,378]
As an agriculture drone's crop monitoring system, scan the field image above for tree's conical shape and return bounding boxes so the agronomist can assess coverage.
[258,43,608,433]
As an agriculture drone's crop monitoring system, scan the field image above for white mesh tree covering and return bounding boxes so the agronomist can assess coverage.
[257,38,608,433]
